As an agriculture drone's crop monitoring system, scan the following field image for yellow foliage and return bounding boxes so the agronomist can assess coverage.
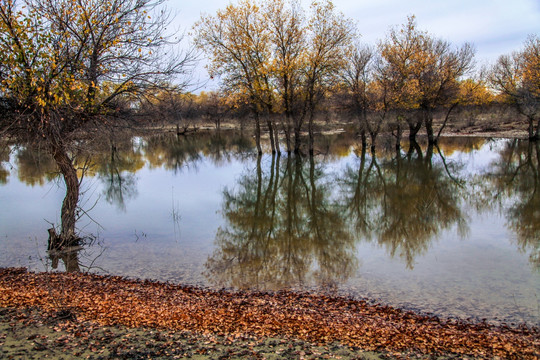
[378,16,474,112]
[521,35,540,98]
[193,0,354,117]
[458,79,494,106]
[490,35,540,114]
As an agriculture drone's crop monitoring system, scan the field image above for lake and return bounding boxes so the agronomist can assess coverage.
[0,131,539,327]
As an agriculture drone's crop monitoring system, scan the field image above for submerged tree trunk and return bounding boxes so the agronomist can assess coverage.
[266,118,276,154]
[370,131,377,154]
[294,121,302,154]
[529,116,540,141]
[308,112,315,155]
[426,120,435,144]
[283,115,292,153]
[408,139,423,161]
[535,141,540,168]
[394,123,402,150]
[50,141,80,249]
[48,238,81,272]
[408,118,422,142]
[271,118,281,155]
[254,111,263,155]
[360,129,367,150]
[425,142,434,166]
[424,109,436,144]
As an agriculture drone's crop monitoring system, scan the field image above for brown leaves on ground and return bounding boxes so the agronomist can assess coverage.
[0,267,538,359]
[2,307,377,360]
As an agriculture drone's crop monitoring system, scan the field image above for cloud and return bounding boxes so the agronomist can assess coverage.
[171,0,540,87]
[334,0,539,63]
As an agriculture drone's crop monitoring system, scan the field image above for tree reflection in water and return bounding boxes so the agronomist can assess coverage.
[481,140,540,270]
[337,141,467,269]
[143,132,255,172]
[5,131,256,273]
[206,139,471,290]
[16,145,57,186]
[0,142,9,184]
[377,142,467,268]
[5,132,539,281]
[88,138,144,212]
[338,146,383,243]
[205,154,356,292]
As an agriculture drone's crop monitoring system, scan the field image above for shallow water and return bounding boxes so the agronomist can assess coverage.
[0,133,539,327]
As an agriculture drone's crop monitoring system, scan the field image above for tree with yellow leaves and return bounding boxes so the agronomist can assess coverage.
[0,0,193,248]
[194,0,355,154]
[377,16,475,144]
[193,0,276,154]
[490,35,540,140]
[264,0,304,153]
[302,0,355,154]
[339,43,375,149]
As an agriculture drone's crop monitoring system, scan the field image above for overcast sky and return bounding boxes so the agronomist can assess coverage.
[168,0,540,89]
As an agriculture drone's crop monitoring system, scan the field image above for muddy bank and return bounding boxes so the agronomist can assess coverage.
[0,268,538,359]
[0,307,400,360]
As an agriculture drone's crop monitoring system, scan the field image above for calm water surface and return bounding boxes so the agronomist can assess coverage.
[0,132,539,327]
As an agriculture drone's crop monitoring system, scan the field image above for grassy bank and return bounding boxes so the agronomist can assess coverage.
[1,268,538,359]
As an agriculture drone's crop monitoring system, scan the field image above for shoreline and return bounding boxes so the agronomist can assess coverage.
[1,267,538,359]
[153,123,531,140]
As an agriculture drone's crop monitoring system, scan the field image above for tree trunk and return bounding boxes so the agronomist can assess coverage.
[535,141,540,169]
[50,141,80,248]
[394,124,402,150]
[254,111,263,155]
[370,131,377,154]
[360,129,367,150]
[48,241,81,272]
[359,111,367,149]
[425,142,434,167]
[86,51,99,111]
[294,122,302,154]
[408,119,422,142]
[424,110,435,145]
[308,111,315,156]
[266,118,276,154]
[408,139,423,160]
[272,119,281,155]
[426,119,435,144]
[283,115,292,153]
[530,116,540,141]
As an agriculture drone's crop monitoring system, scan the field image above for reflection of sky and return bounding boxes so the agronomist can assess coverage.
[0,158,64,239]
[439,138,509,175]
[91,158,245,244]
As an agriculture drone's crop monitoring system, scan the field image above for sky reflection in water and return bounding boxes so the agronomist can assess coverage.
[0,133,538,327]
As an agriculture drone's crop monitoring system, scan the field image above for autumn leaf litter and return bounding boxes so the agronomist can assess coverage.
[0,267,538,359]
